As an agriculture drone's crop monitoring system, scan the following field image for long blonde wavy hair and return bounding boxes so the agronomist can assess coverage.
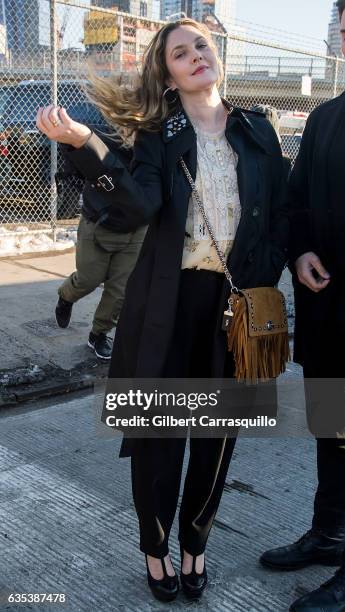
[85,18,224,143]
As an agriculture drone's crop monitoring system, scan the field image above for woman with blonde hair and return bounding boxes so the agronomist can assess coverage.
[37,18,288,603]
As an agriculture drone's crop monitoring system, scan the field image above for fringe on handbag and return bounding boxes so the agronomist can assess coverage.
[226,288,289,381]
[180,157,290,383]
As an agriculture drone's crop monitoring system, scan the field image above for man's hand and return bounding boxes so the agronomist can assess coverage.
[36,104,91,149]
[295,252,331,292]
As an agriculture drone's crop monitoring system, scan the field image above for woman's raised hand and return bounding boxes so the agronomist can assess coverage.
[36,104,92,149]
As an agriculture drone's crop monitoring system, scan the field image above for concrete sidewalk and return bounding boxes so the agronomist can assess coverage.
[0,392,326,612]
[0,249,110,406]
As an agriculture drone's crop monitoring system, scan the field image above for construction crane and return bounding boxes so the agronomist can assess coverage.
[57,7,72,49]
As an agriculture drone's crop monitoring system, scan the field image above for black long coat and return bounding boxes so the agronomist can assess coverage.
[288,92,345,372]
[67,100,289,456]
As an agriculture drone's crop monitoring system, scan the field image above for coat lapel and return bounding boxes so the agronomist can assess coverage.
[224,111,267,278]
[163,112,196,236]
[163,107,196,167]
[227,106,275,154]
[225,113,258,212]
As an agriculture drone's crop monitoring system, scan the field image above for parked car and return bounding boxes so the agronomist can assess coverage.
[0,80,108,219]
[280,133,303,164]
[0,84,16,183]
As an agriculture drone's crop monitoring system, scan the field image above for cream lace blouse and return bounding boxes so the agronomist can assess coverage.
[181,125,241,273]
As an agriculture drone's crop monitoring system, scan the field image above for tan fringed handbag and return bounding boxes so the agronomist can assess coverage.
[180,158,290,382]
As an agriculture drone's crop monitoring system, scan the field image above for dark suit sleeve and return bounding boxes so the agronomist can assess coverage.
[267,133,290,279]
[62,129,164,228]
[287,113,316,265]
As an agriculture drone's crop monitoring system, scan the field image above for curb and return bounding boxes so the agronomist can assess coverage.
[0,246,75,262]
[0,361,109,409]
[0,339,295,410]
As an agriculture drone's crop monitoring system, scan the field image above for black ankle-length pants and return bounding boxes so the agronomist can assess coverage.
[131,269,237,558]
[303,358,345,534]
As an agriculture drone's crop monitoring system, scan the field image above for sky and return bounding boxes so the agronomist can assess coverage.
[48,0,336,51]
[236,0,333,44]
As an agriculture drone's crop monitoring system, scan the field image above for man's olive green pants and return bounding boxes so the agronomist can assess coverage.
[58,214,146,335]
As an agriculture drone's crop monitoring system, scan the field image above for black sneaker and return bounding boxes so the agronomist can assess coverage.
[88,332,113,360]
[55,297,73,328]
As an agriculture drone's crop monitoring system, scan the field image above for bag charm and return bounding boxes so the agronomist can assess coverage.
[222,296,235,331]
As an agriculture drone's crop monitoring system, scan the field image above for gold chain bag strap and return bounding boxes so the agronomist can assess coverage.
[180,157,289,382]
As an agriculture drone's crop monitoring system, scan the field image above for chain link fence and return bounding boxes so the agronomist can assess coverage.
[0,0,344,237]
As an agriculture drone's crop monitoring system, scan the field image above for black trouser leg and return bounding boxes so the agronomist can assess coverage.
[131,437,187,558]
[312,437,345,533]
[131,435,237,558]
[178,436,236,555]
[131,270,238,558]
[303,364,345,535]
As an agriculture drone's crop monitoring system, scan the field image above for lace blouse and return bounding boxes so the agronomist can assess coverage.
[181,125,241,273]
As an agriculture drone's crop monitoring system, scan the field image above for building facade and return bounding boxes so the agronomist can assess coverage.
[328,2,342,56]
[160,0,236,24]
[203,0,236,28]
[160,0,200,21]
[83,0,155,19]
[3,0,42,53]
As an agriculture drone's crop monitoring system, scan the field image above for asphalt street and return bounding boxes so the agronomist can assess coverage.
[0,384,334,612]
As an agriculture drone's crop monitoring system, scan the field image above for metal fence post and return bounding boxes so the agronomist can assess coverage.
[50,0,58,242]
[309,57,314,76]
[223,35,228,99]
[119,14,124,74]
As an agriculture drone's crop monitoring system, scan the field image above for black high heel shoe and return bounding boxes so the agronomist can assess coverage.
[180,545,208,599]
[145,554,179,602]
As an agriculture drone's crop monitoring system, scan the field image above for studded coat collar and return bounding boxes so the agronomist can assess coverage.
[162,98,276,156]
[163,109,190,141]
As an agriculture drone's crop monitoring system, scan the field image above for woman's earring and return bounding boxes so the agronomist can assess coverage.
[163,87,178,104]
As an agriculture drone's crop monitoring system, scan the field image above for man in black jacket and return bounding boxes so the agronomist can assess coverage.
[55,129,146,359]
[260,2,345,610]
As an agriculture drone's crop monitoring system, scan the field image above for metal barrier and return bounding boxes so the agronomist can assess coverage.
[0,0,344,237]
